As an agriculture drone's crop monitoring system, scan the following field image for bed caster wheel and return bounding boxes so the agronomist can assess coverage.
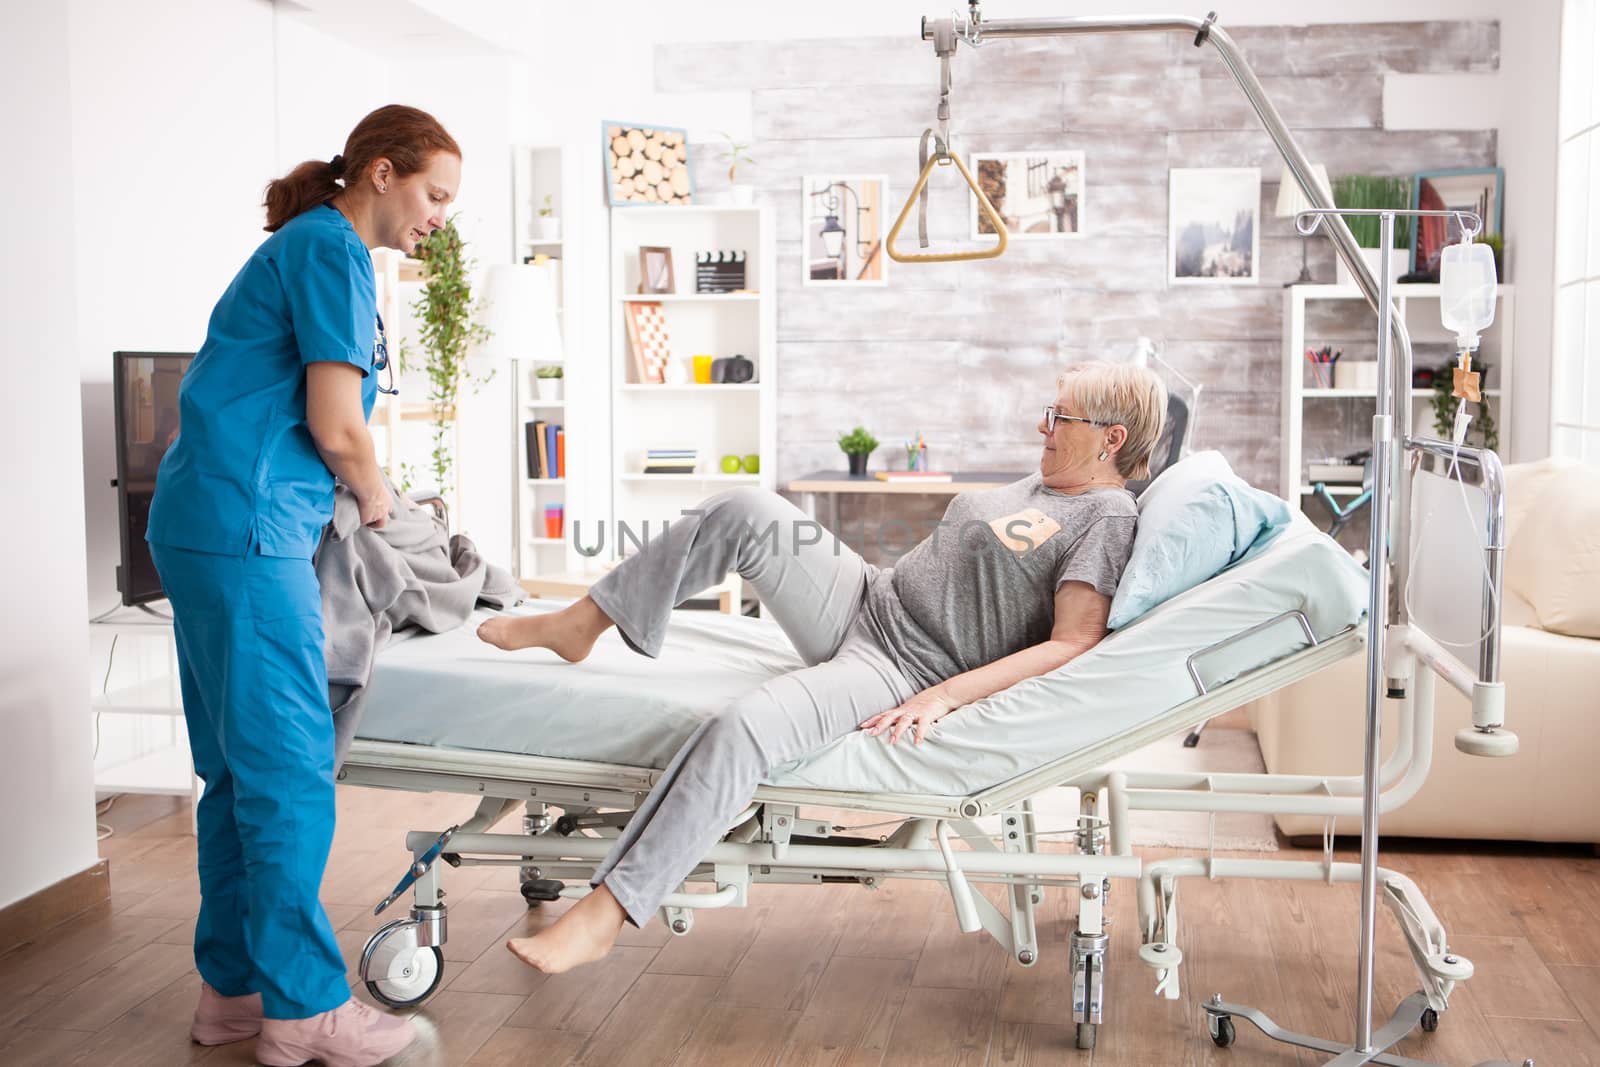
[1074,1022,1097,1050]
[520,878,564,906]
[1420,1007,1439,1032]
[360,921,444,1009]
[1209,1014,1236,1048]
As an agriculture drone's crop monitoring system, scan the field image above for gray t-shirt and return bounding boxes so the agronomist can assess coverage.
[861,474,1137,691]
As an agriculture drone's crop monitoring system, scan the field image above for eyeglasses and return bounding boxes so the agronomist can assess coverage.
[374,313,398,396]
[1043,406,1109,432]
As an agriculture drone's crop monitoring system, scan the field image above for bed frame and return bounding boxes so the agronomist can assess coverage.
[339,610,1467,1058]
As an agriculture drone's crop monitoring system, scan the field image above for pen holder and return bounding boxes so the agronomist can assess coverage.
[1332,361,1380,391]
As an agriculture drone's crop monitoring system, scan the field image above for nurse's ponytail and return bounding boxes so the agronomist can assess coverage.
[263,104,461,232]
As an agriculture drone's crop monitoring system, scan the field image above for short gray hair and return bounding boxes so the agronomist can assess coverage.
[1056,361,1168,480]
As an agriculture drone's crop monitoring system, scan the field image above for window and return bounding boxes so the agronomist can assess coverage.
[1552,0,1600,460]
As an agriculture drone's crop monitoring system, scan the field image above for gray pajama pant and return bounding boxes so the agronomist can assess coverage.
[585,488,918,926]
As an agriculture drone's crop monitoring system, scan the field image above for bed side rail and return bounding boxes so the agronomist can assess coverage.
[958,626,1365,818]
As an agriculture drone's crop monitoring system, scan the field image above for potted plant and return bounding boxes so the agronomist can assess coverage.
[533,194,560,242]
[1332,175,1413,287]
[837,426,879,477]
[400,216,492,497]
[534,364,563,402]
[1430,359,1498,452]
[717,131,756,206]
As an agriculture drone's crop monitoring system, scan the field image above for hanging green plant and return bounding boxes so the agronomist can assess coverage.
[399,216,493,497]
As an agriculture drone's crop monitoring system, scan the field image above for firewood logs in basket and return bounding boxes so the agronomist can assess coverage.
[608,126,692,204]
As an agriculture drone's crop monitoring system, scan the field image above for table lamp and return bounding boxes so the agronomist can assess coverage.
[1274,163,1331,287]
[479,262,564,367]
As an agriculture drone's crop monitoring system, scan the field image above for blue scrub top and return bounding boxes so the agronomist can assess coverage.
[148,204,380,560]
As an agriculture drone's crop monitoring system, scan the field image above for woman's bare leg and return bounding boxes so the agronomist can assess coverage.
[476,595,613,662]
[505,882,627,974]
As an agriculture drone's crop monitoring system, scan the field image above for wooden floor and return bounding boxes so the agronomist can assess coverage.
[3,782,1598,1067]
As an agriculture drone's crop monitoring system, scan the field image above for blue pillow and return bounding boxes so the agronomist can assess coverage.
[1107,451,1293,629]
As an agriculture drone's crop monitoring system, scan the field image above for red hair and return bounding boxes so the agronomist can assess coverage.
[262,104,461,232]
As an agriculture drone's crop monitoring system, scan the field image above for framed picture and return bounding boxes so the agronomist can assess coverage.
[623,301,672,385]
[603,121,693,206]
[969,150,1086,238]
[638,246,675,294]
[1168,167,1260,285]
[802,175,889,286]
[1411,168,1504,274]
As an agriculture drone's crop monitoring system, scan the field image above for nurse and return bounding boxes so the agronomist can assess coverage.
[146,104,460,1067]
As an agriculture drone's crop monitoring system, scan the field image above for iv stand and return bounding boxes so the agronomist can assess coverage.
[1199,206,1529,1067]
[899,7,1529,1065]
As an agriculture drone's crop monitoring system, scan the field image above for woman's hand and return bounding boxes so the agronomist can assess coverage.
[859,687,960,746]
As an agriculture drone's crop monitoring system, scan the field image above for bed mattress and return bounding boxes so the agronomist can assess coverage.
[355,518,1368,796]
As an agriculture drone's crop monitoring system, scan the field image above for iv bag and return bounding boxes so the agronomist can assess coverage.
[1439,240,1497,351]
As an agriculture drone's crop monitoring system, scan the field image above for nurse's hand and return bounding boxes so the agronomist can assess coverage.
[360,489,391,529]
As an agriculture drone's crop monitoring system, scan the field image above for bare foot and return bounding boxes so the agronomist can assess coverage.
[506,883,627,974]
[476,597,612,662]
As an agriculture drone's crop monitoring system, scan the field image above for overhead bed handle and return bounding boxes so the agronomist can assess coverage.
[885,13,1010,263]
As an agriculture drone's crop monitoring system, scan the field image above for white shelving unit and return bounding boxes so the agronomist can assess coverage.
[88,615,200,804]
[607,204,776,605]
[1281,283,1515,511]
[510,144,583,585]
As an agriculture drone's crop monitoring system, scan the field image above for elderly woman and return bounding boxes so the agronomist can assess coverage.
[477,360,1166,973]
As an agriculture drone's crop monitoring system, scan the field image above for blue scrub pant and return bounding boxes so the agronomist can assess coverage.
[150,542,350,1020]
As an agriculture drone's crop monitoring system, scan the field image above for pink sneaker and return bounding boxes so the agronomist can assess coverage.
[190,982,263,1045]
[256,998,418,1067]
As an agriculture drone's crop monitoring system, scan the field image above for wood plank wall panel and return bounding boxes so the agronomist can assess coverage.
[653,21,1498,539]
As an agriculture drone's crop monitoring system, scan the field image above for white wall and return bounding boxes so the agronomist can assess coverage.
[3,4,99,909]
[73,0,280,615]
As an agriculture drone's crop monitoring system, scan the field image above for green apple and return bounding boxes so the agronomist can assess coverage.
[720,454,742,474]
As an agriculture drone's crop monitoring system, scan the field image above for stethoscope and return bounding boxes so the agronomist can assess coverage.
[374,312,397,396]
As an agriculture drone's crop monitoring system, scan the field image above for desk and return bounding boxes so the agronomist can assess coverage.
[520,571,742,615]
[785,470,1028,532]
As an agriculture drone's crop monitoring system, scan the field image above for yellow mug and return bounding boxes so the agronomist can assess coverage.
[692,354,713,384]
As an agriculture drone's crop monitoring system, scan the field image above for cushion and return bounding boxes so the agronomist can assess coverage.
[1108,451,1294,629]
[1502,457,1580,548]
[1504,458,1600,639]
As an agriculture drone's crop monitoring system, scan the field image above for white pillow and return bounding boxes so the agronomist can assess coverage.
[1504,459,1600,639]
[1108,451,1294,630]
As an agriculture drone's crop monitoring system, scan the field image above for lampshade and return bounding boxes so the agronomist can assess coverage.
[1274,163,1332,219]
[478,262,564,365]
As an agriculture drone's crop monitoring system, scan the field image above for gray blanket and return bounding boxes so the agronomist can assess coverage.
[315,482,522,767]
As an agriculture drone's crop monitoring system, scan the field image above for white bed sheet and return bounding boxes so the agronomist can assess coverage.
[355,518,1368,797]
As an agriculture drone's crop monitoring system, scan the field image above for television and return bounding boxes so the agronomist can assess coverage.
[113,351,194,606]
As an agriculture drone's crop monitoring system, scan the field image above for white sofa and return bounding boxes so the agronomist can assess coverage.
[1250,457,1600,844]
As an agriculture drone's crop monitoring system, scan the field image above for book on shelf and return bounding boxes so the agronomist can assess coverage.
[874,470,953,482]
[642,447,697,475]
[531,422,550,479]
[523,420,564,479]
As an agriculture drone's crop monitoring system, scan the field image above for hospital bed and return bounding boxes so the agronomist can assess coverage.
[338,494,1495,1054]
